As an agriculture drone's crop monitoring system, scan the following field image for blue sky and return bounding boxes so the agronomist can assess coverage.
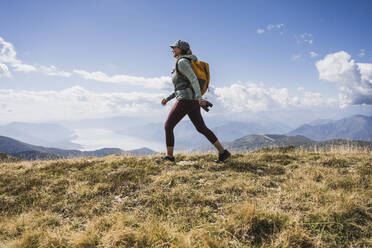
[1,0,372,125]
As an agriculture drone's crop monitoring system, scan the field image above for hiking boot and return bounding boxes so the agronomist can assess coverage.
[214,149,231,163]
[154,155,175,164]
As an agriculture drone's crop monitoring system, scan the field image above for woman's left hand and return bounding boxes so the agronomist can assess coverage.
[199,99,207,106]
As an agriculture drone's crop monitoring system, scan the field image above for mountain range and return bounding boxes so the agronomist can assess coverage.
[192,133,372,153]
[286,114,372,141]
[1,114,371,160]
[7,114,371,152]
[0,135,158,161]
[115,119,292,151]
[0,122,82,149]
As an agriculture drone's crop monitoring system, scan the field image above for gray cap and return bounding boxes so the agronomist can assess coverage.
[170,40,190,51]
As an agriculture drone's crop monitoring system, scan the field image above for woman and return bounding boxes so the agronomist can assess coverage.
[154,40,231,164]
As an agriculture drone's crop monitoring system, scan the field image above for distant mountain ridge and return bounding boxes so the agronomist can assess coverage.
[124,147,159,156]
[0,135,158,161]
[192,134,372,153]
[287,114,372,141]
[116,119,292,151]
[0,121,82,149]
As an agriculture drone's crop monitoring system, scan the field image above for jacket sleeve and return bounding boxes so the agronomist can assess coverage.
[178,58,202,101]
[166,92,176,101]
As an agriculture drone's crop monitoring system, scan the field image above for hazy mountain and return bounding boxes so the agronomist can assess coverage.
[287,114,372,141]
[0,135,159,160]
[192,134,313,153]
[211,121,291,141]
[307,118,335,126]
[0,121,82,149]
[193,133,372,153]
[124,147,159,156]
[80,148,125,157]
[116,119,292,151]
[227,134,313,151]
[0,135,123,160]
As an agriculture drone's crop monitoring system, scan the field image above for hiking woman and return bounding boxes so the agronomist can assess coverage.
[154,40,231,163]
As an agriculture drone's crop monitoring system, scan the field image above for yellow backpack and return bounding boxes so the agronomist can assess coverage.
[175,57,210,95]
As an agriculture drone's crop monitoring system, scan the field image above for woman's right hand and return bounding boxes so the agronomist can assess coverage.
[161,98,168,105]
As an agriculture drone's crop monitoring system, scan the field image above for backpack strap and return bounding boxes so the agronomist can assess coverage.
[175,57,192,81]
[175,57,193,91]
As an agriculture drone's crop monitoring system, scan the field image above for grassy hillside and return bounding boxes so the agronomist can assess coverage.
[0,147,371,247]
[0,152,21,163]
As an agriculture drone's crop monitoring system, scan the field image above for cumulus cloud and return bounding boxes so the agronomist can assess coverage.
[0,36,37,72]
[297,87,338,107]
[0,63,11,78]
[73,69,172,90]
[0,85,167,122]
[315,50,372,107]
[207,82,336,112]
[256,29,265,34]
[0,81,340,123]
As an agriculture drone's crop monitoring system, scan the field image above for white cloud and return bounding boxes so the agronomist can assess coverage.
[291,54,301,61]
[359,49,366,57]
[297,88,338,107]
[310,51,318,58]
[296,32,313,45]
[0,36,73,78]
[73,69,172,90]
[267,24,284,30]
[256,24,284,34]
[0,85,167,122]
[0,81,340,123]
[0,36,174,91]
[315,50,372,107]
[207,82,336,112]
[40,65,72,77]
[0,36,37,72]
[0,63,11,78]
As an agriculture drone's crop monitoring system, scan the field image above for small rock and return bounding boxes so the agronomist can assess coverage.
[176,160,197,166]
[114,195,124,202]
[198,178,206,184]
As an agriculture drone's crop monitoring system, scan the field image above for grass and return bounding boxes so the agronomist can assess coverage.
[0,146,371,247]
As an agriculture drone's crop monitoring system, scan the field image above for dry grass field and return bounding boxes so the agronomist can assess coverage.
[0,146,371,247]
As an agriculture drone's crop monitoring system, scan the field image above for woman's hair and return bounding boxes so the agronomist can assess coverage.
[181,48,192,55]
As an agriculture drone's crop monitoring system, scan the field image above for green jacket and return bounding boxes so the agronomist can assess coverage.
[166,54,202,102]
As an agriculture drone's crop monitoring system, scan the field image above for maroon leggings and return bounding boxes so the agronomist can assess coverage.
[164,99,218,147]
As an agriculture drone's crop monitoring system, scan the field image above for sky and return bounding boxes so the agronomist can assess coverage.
[1,0,372,126]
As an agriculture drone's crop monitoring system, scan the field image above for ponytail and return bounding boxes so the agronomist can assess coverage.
[181,48,192,55]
